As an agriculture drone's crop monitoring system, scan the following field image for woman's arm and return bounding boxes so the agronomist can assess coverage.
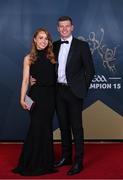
[20,55,30,110]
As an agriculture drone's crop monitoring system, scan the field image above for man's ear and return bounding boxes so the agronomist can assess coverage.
[71,25,74,32]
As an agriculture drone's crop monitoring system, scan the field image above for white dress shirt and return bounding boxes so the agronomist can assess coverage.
[57,35,73,84]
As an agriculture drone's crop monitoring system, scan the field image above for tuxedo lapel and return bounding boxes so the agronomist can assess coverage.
[53,40,61,75]
[54,40,61,62]
[66,38,76,67]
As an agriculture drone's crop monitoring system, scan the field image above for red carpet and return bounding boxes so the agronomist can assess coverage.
[0,143,123,179]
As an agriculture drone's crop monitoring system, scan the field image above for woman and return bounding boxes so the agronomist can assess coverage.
[12,28,57,176]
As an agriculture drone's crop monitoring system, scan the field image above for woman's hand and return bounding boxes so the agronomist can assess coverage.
[20,100,30,110]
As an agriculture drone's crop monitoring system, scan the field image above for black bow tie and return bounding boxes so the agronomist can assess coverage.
[60,40,69,44]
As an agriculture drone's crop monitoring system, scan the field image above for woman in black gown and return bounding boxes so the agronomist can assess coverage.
[12,28,57,176]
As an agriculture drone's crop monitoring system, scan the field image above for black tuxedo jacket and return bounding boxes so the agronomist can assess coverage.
[53,37,95,99]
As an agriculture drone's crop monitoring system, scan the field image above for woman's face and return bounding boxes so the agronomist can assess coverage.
[34,31,48,50]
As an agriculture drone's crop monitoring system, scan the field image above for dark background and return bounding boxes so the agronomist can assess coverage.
[0,0,122,140]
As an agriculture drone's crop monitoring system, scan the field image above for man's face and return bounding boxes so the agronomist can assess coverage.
[57,20,74,39]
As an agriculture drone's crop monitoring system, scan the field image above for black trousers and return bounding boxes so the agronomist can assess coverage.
[56,84,84,163]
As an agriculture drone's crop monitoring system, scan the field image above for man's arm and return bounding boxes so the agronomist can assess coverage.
[30,76,37,86]
[81,42,95,88]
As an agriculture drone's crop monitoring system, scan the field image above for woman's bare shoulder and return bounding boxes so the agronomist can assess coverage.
[23,54,30,65]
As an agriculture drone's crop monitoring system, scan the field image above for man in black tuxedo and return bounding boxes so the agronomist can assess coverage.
[54,16,95,175]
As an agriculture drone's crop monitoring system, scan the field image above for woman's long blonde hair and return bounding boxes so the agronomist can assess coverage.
[29,28,56,64]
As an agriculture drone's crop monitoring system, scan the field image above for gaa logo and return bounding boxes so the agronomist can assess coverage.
[92,75,107,83]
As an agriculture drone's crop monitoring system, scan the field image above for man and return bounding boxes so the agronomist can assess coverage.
[53,16,95,175]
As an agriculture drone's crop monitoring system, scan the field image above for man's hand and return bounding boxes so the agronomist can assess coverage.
[30,76,36,86]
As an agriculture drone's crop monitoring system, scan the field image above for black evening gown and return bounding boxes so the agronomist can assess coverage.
[12,49,56,176]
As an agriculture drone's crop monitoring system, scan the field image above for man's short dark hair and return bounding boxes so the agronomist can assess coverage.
[57,16,73,25]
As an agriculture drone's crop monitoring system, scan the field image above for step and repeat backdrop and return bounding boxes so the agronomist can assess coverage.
[0,0,123,140]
